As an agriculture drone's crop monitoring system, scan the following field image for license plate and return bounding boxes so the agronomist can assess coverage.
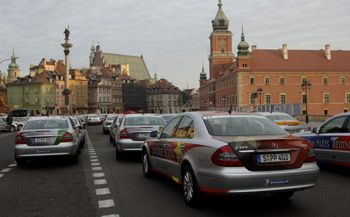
[137,133,149,138]
[257,153,291,163]
[34,137,54,143]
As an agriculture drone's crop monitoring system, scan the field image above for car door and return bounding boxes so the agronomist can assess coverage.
[164,116,195,179]
[149,116,182,174]
[304,115,350,164]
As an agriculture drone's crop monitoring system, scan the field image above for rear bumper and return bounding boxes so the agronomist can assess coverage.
[116,139,144,151]
[196,162,319,195]
[15,142,79,158]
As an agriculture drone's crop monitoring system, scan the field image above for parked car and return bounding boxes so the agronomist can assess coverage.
[100,114,108,122]
[142,111,319,206]
[110,114,124,144]
[14,116,80,166]
[294,112,350,167]
[257,112,309,134]
[87,114,102,125]
[103,114,117,134]
[0,117,18,132]
[161,113,178,124]
[13,117,29,131]
[70,116,86,149]
[115,114,166,160]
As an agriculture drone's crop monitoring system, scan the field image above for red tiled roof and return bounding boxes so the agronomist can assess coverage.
[148,78,180,93]
[251,49,350,72]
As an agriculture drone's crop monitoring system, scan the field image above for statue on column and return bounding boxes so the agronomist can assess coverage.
[64,27,70,40]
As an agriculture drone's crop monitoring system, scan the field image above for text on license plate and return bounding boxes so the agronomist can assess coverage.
[34,137,54,143]
[137,133,149,138]
[257,153,291,163]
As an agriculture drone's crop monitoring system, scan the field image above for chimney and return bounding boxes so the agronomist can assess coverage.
[282,44,288,60]
[251,45,257,52]
[325,44,331,60]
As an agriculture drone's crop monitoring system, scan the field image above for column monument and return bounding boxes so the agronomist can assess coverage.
[61,27,73,114]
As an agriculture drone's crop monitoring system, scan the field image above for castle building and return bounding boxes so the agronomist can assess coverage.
[7,50,20,84]
[199,0,350,117]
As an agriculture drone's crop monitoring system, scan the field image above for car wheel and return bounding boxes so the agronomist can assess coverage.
[116,148,123,161]
[11,125,16,132]
[142,150,154,178]
[271,191,295,200]
[16,157,27,167]
[17,125,23,131]
[182,165,200,207]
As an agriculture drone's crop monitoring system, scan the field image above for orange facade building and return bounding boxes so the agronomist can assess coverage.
[199,1,350,116]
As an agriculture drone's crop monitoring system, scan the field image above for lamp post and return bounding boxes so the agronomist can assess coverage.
[301,80,312,123]
[257,88,263,105]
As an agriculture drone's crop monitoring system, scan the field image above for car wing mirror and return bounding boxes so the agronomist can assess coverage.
[150,131,159,138]
[311,127,318,134]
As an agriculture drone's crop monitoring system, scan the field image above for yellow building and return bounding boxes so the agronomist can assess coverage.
[69,69,88,114]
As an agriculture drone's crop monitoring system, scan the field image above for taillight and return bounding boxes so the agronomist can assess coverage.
[211,145,243,167]
[61,132,73,142]
[15,133,25,144]
[119,128,130,139]
[304,147,316,163]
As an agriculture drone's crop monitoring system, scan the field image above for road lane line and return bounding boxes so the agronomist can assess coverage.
[92,167,102,171]
[93,173,105,178]
[91,162,101,166]
[95,188,111,195]
[90,159,99,162]
[101,214,120,217]
[0,174,4,178]
[94,179,107,185]
[0,168,12,173]
[98,199,115,208]
[90,156,98,159]
[8,164,17,167]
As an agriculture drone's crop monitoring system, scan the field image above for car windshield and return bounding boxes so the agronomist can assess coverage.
[24,119,69,130]
[204,116,288,136]
[163,115,177,121]
[107,115,117,120]
[265,114,296,121]
[125,117,165,126]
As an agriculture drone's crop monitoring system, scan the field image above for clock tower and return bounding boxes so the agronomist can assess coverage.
[209,0,234,80]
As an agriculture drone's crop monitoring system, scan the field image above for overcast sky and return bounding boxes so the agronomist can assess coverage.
[0,0,349,89]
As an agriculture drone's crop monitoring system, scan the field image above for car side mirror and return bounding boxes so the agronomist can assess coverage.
[150,131,159,138]
[311,127,318,134]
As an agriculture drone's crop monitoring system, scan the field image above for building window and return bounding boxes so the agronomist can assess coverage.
[50,87,54,93]
[25,87,29,93]
[50,97,54,103]
[280,77,285,85]
[71,90,74,96]
[221,48,225,53]
[35,87,39,93]
[301,77,307,85]
[265,94,271,105]
[344,108,348,113]
[35,97,39,104]
[77,99,80,105]
[25,97,29,103]
[45,87,48,93]
[324,109,328,115]
[9,88,13,94]
[280,94,286,104]
[302,94,307,103]
[346,93,350,103]
[250,77,255,85]
[341,77,345,85]
[71,98,74,104]
[264,77,270,85]
[250,93,255,104]
[323,93,330,103]
[323,77,328,85]
[61,85,64,89]
[82,99,85,104]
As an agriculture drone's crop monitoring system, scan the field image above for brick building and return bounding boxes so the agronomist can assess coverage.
[199,0,350,116]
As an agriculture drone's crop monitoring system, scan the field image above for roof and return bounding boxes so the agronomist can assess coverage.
[102,53,151,80]
[8,71,54,85]
[250,49,350,72]
[147,78,180,94]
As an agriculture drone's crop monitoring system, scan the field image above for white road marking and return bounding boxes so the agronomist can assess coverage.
[95,188,111,195]
[94,179,107,185]
[90,156,98,159]
[101,214,120,217]
[0,174,4,178]
[0,168,11,173]
[92,167,102,171]
[8,164,17,167]
[93,173,105,178]
[90,159,99,162]
[91,162,101,166]
[98,199,115,208]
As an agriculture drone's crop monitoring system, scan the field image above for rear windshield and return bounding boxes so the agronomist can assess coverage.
[24,119,69,130]
[265,114,295,121]
[88,114,98,118]
[125,117,165,126]
[204,116,287,136]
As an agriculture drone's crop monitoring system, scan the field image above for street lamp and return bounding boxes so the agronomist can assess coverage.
[257,88,263,105]
[301,80,312,123]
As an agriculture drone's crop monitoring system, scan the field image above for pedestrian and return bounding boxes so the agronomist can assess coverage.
[6,113,13,132]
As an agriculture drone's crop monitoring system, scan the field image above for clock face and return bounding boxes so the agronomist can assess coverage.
[219,38,227,48]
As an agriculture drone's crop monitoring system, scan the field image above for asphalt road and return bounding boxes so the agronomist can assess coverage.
[0,126,349,217]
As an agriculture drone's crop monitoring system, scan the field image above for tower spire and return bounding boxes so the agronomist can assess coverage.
[212,0,229,30]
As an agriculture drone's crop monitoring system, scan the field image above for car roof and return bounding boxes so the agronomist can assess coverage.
[124,113,162,117]
[184,111,261,118]
[256,112,292,116]
[28,116,69,120]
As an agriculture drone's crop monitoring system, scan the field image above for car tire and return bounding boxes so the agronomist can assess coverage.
[271,191,295,200]
[11,125,16,132]
[142,150,154,178]
[116,149,123,161]
[182,165,200,207]
[16,157,27,167]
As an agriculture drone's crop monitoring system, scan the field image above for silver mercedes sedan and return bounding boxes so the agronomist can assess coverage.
[14,116,80,167]
[141,111,319,206]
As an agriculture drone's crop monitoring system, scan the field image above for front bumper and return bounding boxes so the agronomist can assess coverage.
[195,162,319,195]
[15,142,79,158]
